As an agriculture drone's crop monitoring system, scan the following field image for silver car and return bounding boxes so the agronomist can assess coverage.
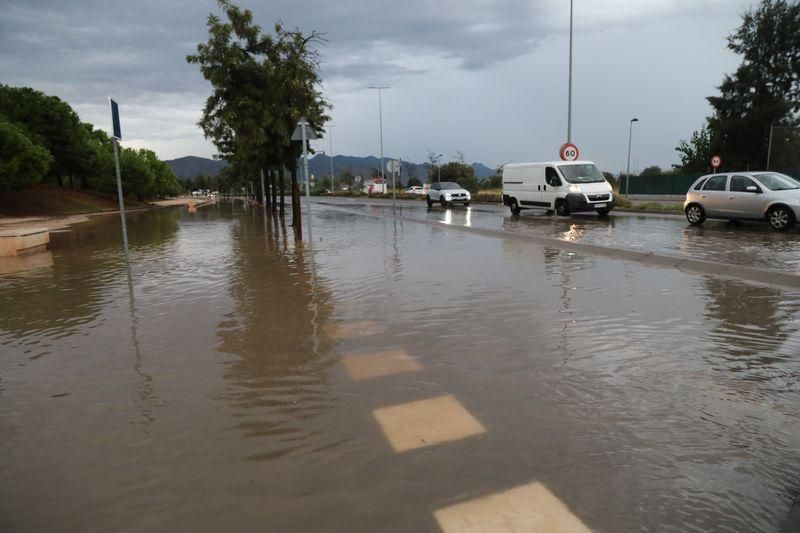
[684,172,800,231]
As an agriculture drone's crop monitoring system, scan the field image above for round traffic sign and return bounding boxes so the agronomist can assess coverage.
[386,159,400,173]
[560,143,580,161]
[710,155,722,168]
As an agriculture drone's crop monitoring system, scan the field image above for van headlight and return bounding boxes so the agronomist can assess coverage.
[569,185,582,194]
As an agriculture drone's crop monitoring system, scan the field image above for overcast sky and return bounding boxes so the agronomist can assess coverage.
[0,0,752,173]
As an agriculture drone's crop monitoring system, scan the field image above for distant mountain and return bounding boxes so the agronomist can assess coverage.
[166,154,497,184]
[308,155,497,185]
[165,156,228,178]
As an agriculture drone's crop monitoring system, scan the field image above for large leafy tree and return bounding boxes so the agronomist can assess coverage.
[187,0,329,235]
[676,0,800,172]
[439,162,479,192]
[0,84,91,185]
[0,115,53,190]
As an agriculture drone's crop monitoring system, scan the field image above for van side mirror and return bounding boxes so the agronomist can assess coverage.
[546,177,562,187]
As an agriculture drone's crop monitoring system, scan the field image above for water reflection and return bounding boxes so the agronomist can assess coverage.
[216,209,337,461]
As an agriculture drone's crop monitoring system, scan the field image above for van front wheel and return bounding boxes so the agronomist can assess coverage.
[555,200,570,217]
[509,198,521,215]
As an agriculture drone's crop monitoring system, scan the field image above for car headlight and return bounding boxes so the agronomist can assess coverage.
[445,194,451,199]
[569,185,582,194]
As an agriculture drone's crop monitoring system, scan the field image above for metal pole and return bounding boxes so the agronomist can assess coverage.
[567,0,573,144]
[329,125,335,193]
[766,123,775,170]
[112,138,130,264]
[378,90,384,184]
[625,118,638,196]
[391,162,396,211]
[301,120,312,216]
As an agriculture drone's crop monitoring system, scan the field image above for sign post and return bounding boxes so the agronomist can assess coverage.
[291,117,319,223]
[109,97,130,265]
[387,159,400,212]
[710,155,722,174]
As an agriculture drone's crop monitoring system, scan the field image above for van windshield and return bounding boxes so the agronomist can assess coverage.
[558,164,605,184]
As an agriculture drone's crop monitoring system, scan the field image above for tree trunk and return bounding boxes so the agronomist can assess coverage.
[270,170,278,210]
[57,174,63,187]
[291,166,302,238]
[279,168,286,216]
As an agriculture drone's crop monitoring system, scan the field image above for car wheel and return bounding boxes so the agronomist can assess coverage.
[464,202,470,207]
[426,195,433,207]
[685,204,706,225]
[441,198,448,208]
[597,209,610,217]
[509,198,521,215]
[555,200,570,217]
[767,205,795,231]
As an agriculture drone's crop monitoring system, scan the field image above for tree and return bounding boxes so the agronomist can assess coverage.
[187,0,330,236]
[0,115,53,190]
[640,165,663,177]
[480,175,502,190]
[676,0,800,171]
[0,84,91,186]
[439,161,479,192]
[406,176,423,187]
[675,126,714,172]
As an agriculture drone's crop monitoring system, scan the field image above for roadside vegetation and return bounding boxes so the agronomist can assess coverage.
[0,85,181,204]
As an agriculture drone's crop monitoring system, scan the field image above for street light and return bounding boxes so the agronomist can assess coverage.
[327,124,335,192]
[625,118,639,196]
[369,86,389,189]
[434,153,443,183]
[567,0,574,143]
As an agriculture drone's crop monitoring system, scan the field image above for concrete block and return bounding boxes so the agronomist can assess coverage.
[0,228,49,257]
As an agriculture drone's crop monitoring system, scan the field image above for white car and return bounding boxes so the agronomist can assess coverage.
[405,186,425,195]
[426,182,471,207]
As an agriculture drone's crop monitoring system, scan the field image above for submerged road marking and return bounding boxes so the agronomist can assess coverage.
[325,320,385,340]
[434,482,592,533]
[342,348,422,381]
[372,395,486,452]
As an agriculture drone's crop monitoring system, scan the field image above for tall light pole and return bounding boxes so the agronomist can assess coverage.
[369,86,389,190]
[567,0,574,144]
[328,124,335,192]
[436,153,443,183]
[625,118,639,196]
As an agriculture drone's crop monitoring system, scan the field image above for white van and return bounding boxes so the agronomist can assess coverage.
[502,160,615,217]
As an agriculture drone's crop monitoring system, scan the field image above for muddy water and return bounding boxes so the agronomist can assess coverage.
[1,203,800,532]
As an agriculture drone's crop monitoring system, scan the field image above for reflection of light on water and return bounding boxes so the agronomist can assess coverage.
[464,208,472,227]
[563,224,583,241]
[442,209,452,226]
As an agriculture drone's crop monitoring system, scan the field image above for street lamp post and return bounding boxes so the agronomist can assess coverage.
[436,153,443,183]
[369,86,389,191]
[567,0,574,144]
[625,118,639,196]
[326,125,335,193]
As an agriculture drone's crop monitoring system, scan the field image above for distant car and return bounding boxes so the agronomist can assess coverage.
[426,182,471,207]
[405,186,425,195]
[684,171,800,231]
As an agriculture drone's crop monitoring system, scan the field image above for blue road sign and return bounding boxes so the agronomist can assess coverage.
[110,98,121,140]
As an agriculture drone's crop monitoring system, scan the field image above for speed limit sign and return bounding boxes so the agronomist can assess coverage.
[560,143,580,161]
[710,155,722,168]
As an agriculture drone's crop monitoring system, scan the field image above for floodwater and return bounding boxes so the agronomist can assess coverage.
[2,202,800,532]
[331,198,800,273]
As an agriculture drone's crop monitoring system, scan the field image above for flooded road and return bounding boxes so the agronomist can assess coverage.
[2,203,800,532]
[328,197,800,274]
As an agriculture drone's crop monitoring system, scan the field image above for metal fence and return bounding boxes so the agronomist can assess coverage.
[619,174,703,196]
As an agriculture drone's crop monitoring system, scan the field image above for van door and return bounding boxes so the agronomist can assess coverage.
[541,166,563,209]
